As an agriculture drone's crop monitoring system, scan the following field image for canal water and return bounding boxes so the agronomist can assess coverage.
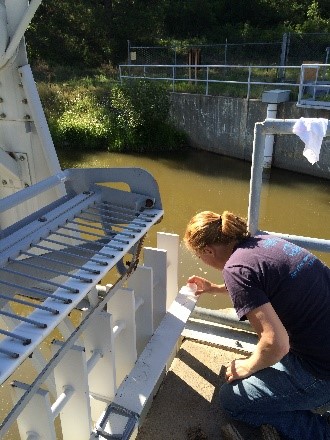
[58,147,330,310]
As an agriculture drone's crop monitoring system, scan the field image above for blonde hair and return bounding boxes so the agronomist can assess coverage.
[184,210,250,253]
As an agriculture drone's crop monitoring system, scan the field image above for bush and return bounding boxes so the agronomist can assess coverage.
[108,80,187,153]
[39,76,187,153]
[43,87,111,150]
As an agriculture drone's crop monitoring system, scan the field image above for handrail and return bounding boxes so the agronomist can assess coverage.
[119,63,330,104]
[119,63,302,99]
[248,118,330,253]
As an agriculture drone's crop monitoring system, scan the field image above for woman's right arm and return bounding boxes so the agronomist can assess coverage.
[187,275,228,296]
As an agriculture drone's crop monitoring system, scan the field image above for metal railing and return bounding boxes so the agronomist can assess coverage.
[119,64,301,100]
[297,63,330,108]
[119,63,330,107]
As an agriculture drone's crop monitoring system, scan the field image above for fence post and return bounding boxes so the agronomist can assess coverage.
[206,66,209,95]
[279,33,288,80]
[225,38,228,65]
[247,66,252,100]
[127,40,131,65]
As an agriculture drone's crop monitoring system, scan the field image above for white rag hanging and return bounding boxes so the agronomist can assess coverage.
[292,117,328,165]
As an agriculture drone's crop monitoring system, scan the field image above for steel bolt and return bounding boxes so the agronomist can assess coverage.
[22,98,28,104]
[2,180,7,185]
[19,155,25,161]
[0,113,6,118]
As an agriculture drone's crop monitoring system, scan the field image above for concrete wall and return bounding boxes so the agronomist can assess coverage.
[170,93,330,179]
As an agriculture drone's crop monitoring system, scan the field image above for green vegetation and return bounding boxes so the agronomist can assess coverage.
[28,0,329,152]
[27,0,330,66]
[39,78,187,153]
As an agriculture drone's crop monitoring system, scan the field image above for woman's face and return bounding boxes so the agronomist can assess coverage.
[196,243,234,270]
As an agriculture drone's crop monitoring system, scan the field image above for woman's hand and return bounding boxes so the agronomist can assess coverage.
[225,358,252,382]
[187,275,212,295]
[186,276,227,296]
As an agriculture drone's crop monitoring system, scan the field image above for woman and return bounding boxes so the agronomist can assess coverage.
[184,210,330,440]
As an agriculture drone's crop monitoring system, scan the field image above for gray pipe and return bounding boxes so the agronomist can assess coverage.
[190,307,255,333]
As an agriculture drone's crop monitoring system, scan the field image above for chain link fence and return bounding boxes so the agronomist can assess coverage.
[127,32,329,68]
[128,41,283,66]
[286,33,330,65]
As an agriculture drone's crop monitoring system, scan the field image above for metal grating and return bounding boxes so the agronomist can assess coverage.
[0,192,163,383]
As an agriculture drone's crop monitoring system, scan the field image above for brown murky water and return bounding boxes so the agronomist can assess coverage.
[58,148,330,309]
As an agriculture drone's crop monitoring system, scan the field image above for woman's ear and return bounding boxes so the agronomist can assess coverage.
[203,246,214,255]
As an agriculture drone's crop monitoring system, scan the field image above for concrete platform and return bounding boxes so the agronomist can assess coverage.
[136,339,267,440]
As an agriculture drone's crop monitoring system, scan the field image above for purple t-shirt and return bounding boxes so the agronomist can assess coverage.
[222,234,330,378]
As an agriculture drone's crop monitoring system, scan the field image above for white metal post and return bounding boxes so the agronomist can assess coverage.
[11,381,56,440]
[156,232,180,309]
[127,266,154,356]
[52,341,92,440]
[143,247,167,330]
[83,310,117,421]
[107,288,137,387]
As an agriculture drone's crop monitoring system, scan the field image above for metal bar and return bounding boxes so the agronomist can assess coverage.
[0,294,59,315]
[0,329,31,345]
[247,122,265,236]
[43,235,116,258]
[7,258,93,283]
[0,0,43,65]
[19,251,100,275]
[0,267,79,293]
[101,201,157,219]
[112,319,126,339]
[68,220,129,245]
[0,279,72,304]
[92,203,140,218]
[247,66,252,100]
[0,310,47,329]
[88,207,146,228]
[259,230,330,253]
[32,244,109,266]
[76,215,135,238]
[51,386,74,420]
[0,171,68,214]
[191,307,253,332]
[59,226,125,250]
[86,349,102,374]
[0,347,19,359]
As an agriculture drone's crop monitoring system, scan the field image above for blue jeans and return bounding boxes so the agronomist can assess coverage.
[219,353,330,440]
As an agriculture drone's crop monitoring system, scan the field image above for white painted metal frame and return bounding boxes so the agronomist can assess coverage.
[2,232,197,440]
[248,118,330,253]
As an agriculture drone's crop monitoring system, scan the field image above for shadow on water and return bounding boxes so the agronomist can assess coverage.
[58,147,252,181]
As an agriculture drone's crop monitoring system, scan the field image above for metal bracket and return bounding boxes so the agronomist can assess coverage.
[96,402,139,440]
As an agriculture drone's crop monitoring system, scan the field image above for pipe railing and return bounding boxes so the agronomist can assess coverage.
[119,63,330,106]
[248,118,330,253]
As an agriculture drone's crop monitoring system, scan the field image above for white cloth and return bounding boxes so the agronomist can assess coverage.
[292,117,328,165]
